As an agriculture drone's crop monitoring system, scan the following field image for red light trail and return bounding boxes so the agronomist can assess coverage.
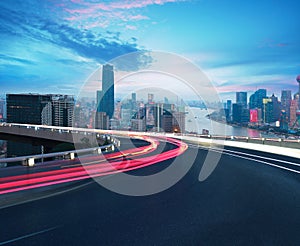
[0,136,187,195]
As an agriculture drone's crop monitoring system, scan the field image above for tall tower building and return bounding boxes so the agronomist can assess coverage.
[96,90,104,112]
[99,64,114,119]
[281,90,292,119]
[236,92,247,108]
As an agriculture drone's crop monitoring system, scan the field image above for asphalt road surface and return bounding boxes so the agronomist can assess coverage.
[0,139,299,245]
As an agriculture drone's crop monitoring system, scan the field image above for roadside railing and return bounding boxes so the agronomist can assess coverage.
[0,123,121,167]
[183,133,300,149]
[0,144,116,167]
[0,122,298,167]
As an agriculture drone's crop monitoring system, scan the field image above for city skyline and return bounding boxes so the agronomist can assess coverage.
[1,0,300,100]
[1,1,300,240]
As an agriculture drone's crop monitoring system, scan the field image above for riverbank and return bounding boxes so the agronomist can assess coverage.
[206,112,300,139]
[185,107,262,137]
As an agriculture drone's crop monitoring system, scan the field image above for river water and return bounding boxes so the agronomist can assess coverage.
[185,107,265,138]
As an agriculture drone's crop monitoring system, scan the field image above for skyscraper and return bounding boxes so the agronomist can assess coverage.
[232,103,243,123]
[249,89,267,109]
[98,64,114,119]
[51,95,75,127]
[280,110,289,131]
[96,90,104,113]
[264,94,281,123]
[236,92,247,108]
[161,111,173,133]
[289,99,298,127]
[281,90,292,119]
[6,94,74,126]
[6,94,52,125]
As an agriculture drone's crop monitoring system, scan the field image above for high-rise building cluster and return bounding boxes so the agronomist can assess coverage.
[95,64,186,133]
[115,95,185,133]
[6,94,75,127]
[223,75,300,132]
[2,64,185,133]
[6,65,298,135]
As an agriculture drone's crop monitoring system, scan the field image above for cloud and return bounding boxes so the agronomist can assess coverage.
[48,84,78,91]
[0,1,158,95]
[125,25,137,30]
[183,44,300,96]
[55,0,185,30]
[108,0,182,9]
[128,14,149,21]
[216,73,299,95]
[0,54,36,66]
[55,58,94,66]
[63,0,183,12]
[201,54,300,96]
[0,5,142,64]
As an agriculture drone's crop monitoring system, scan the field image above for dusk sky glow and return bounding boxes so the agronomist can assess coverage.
[1,0,300,100]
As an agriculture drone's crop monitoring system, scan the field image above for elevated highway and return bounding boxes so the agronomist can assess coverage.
[0,124,299,245]
[0,126,299,245]
[0,123,299,169]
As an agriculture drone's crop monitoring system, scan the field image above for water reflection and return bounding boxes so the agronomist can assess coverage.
[186,107,262,137]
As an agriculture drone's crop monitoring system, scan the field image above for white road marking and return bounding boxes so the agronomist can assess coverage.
[188,143,300,174]
[194,144,300,166]
[0,226,60,245]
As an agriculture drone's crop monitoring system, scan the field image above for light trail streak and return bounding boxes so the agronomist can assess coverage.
[0,135,159,183]
[0,137,187,195]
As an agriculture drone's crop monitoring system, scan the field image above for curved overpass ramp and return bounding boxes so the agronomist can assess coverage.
[0,125,299,245]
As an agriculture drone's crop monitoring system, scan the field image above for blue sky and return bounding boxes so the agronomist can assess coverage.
[1,0,300,100]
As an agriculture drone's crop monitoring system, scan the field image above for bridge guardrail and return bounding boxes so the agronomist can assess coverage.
[182,133,300,149]
[1,123,299,167]
[0,123,121,167]
[0,144,116,167]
